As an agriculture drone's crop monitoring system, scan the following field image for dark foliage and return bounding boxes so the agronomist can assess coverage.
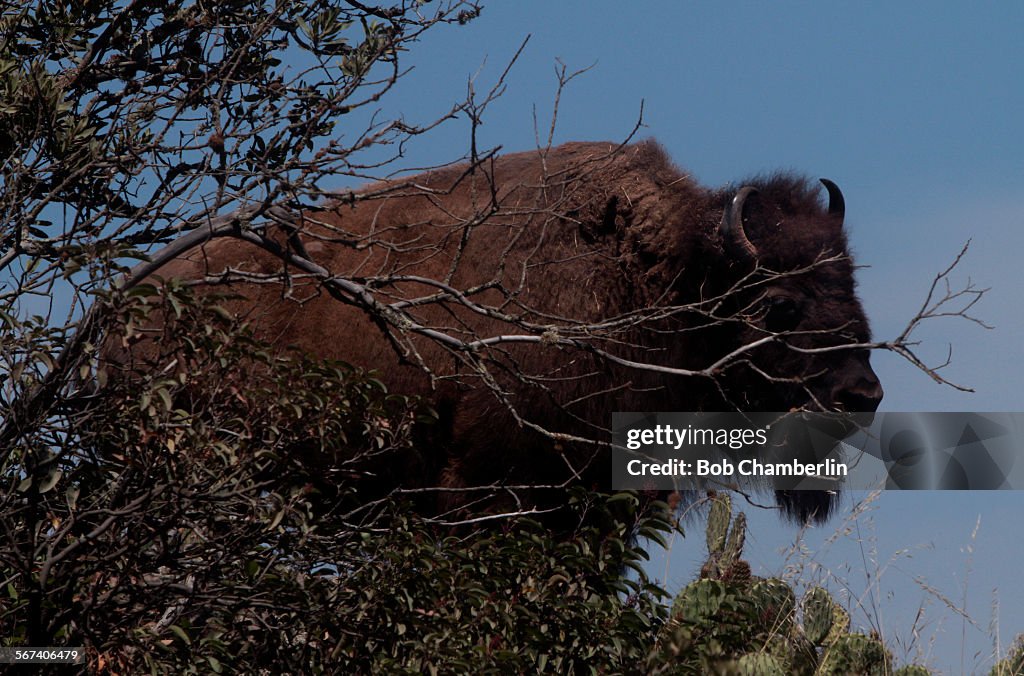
[2,286,675,672]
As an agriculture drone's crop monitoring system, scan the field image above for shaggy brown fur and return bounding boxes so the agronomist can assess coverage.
[115,140,883,524]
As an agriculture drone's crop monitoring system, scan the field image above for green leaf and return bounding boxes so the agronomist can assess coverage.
[66,485,80,510]
[267,508,285,531]
[126,283,159,298]
[156,387,173,411]
[39,468,63,494]
[168,624,191,645]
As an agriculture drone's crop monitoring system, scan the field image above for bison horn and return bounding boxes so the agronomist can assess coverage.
[720,186,759,260]
[819,178,845,225]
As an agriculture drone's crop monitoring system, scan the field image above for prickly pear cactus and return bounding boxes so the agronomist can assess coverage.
[706,493,732,557]
[749,577,795,633]
[673,578,728,622]
[775,631,818,676]
[818,632,891,675]
[893,666,933,675]
[722,510,746,564]
[736,652,786,675]
[824,602,851,646]
[702,494,749,582]
[988,634,1024,676]
[654,496,915,675]
[801,586,835,645]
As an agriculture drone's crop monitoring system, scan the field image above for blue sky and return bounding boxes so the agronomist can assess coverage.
[360,3,1023,672]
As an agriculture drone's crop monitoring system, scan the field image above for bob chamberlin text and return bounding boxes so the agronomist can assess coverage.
[625,457,849,478]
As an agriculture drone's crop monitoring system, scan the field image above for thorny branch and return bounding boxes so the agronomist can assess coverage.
[880,240,992,391]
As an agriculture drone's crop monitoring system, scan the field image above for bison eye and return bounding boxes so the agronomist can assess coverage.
[764,296,801,332]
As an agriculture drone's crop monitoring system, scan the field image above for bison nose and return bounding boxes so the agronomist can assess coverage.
[833,377,884,413]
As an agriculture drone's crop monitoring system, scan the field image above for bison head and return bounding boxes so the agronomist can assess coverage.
[712,177,883,521]
[713,177,883,416]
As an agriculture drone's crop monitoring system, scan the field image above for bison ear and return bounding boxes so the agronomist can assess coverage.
[719,186,759,261]
[819,178,845,227]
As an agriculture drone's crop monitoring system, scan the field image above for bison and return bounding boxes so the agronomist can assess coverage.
[112,140,883,525]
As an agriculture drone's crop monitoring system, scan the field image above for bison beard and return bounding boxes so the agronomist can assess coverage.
[108,140,882,528]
